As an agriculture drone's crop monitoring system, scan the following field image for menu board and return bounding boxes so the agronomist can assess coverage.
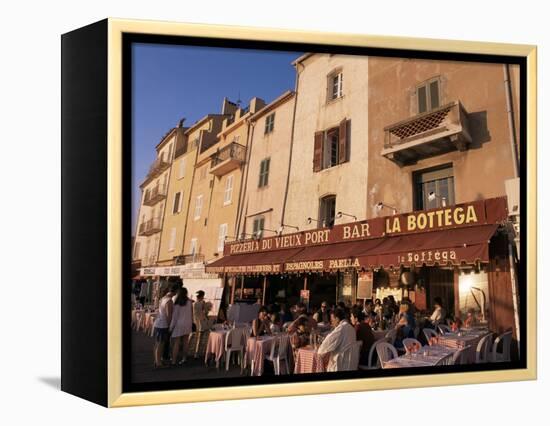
[357,271,374,299]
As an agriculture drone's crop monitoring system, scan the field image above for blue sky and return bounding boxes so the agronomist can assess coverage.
[132,43,302,228]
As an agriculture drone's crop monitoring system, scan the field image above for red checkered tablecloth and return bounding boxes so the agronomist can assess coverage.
[246,336,276,376]
[436,330,491,363]
[294,346,330,374]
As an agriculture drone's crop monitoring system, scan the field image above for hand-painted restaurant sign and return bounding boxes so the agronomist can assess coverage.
[225,197,507,255]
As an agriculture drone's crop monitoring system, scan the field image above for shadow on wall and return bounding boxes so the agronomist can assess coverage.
[468,110,491,149]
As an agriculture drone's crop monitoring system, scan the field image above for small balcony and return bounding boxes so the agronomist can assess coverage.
[382,101,472,166]
[138,217,163,236]
[143,184,167,206]
[173,253,205,265]
[210,142,246,176]
[141,157,171,187]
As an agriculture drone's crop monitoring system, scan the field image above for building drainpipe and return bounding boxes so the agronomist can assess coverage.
[280,62,303,226]
[503,64,521,354]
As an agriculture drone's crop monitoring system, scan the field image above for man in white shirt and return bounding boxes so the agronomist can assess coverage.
[317,307,357,372]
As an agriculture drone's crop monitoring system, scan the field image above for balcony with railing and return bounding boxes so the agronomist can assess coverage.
[140,157,171,187]
[143,184,167,206]
[209,142,246,176]
[138,217,163,236]
[173,253,206,265]
[382,101,472,166]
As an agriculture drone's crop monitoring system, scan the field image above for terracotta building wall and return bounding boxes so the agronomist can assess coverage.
[366,57,520,218]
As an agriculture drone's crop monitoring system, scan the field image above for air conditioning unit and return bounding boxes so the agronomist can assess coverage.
[505,177,520,217]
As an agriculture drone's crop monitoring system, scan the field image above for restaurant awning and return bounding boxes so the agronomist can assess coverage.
[355,224,499,269]
[204,247,305,274]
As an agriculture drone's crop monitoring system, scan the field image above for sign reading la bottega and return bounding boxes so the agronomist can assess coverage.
[226,198,506,256]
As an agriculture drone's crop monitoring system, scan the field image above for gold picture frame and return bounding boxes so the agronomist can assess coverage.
[62,18,537,407]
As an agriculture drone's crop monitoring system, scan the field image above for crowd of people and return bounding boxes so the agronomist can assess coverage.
[150,281,210,368]
[140,279,481,372]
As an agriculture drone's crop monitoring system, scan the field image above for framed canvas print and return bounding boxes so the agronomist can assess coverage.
[61,18,537,407]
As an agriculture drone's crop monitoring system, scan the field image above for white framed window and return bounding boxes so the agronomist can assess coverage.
[172,191,183,214]
[328,71,343,101]
[168,228,177,252]
[194,194,203,220]
[177,158,186,179]
[190,238,198,255]
[416,77,441,114]
[224,175,234,205]
[218,223,228,252]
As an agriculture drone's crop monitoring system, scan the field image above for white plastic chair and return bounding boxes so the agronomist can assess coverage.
[435,353,454,366]
[340,341,362,371]
[423,328,438,344]
[491,331,513,362]
[282,321,293,331]
[224,328,245,372]
[271,335,292,375]
[385,328,397,345]
[475,333,494,363]
[451,345,471,365]
[438,324,451,334]
[402,338,422,354]
[359,337,388,370]
[376,342,399,368]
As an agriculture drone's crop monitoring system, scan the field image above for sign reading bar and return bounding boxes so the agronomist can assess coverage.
[225,198,506,255]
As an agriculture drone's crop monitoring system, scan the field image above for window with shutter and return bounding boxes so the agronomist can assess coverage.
[264,113,275,134]
[168,228,177,252]
[172,192,182,214]
[177,158,186,179]
[313,131,324,172]
[319,195,337,228]
[328,71,343,101]
[190,238,198,255]
[224,175,234,205]
[133,242,141,259]
[416,77,441,114]
[252,216,265,238]
[259,158,270,188]
[194,195,203,220]
[338,119,349,164]
[218,223,228,252]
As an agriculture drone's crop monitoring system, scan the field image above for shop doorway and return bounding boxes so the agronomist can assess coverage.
[426,268,455,318]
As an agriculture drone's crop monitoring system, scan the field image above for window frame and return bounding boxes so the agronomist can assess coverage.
[172,191,182,214]
[416,76,441,114]
[252,216,265,238]
[168,227,177,252]
[177,157,186,179]
[264,112,275,134]
[413,163,455,210]
[258,157,270,188]
[327,70,343,102]
[217,223,228,253]
[223,175,234,206]
[318,194,337,228]
[194,194,203,220]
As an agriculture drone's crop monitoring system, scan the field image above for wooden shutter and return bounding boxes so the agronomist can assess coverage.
[313,131,324,172]
[338,119,348,164]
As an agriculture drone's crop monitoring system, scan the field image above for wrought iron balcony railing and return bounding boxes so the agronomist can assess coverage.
[210,142,246,176]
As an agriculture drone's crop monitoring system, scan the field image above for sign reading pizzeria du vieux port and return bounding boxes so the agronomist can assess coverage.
[225,197,508,255]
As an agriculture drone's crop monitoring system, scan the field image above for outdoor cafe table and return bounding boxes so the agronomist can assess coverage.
[246,335,277,376]
[383,344,457,369]
[436,328,491,363]
[205,329,228,368]
[294,345,330,374]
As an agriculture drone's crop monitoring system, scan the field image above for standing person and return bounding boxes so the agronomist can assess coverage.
[192,290,208,358]
[317,308,357,372]
[350,307,375,366]
[169,287,193,366]
[139,279,148,306]
[152,285,174,368]
[313,301,331,324]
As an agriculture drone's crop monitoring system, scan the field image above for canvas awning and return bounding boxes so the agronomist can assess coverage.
[206,224,500,274]
[204,247,304,274]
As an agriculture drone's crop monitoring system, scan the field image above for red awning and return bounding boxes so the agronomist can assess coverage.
[204,247,305,274]
[356,224,499,269]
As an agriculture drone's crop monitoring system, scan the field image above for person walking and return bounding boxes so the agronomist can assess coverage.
[192,290,209,358]
[152,285,174,368]
[169,287,193,366]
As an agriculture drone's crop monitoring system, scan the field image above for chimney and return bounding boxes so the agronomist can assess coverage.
[249,97,266,113]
